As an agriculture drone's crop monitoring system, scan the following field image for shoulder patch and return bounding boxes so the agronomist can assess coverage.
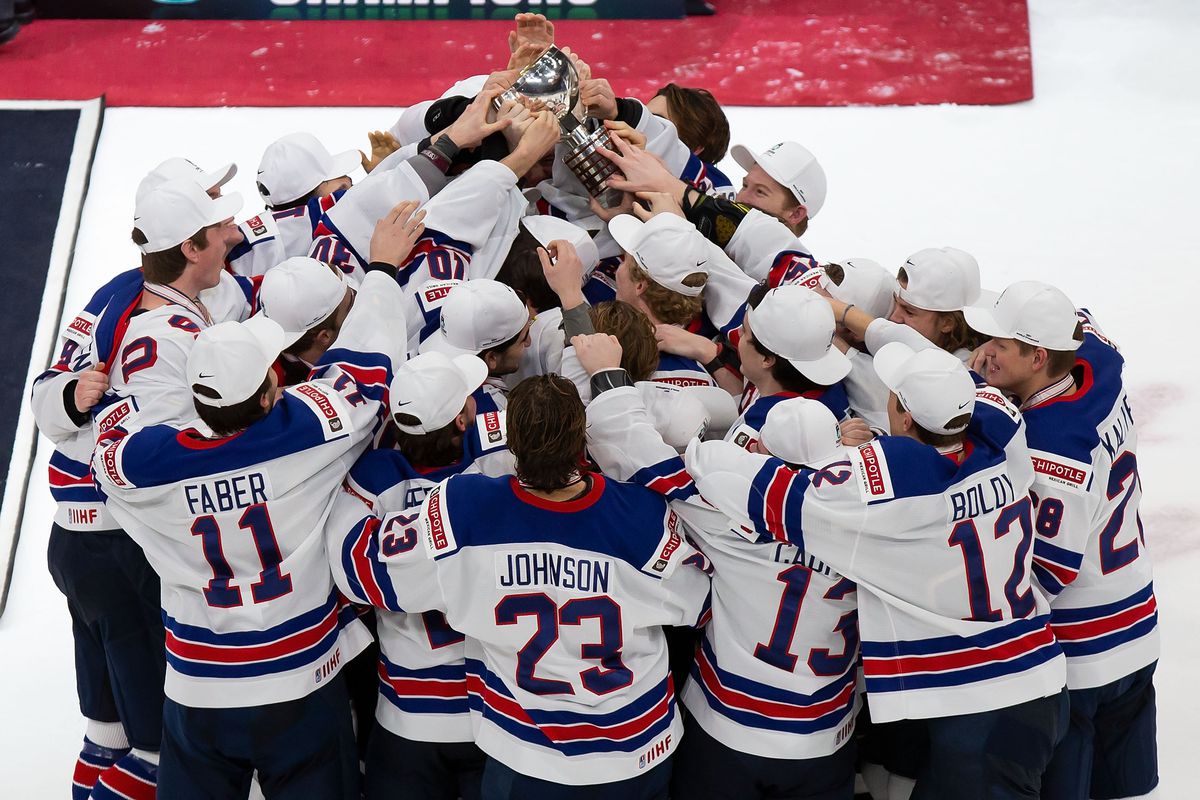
[241,214,275,241]
[63,311,97,345]
[292,382,354,440]
[419,279,461,310]
[95,435,131,489]
[974,386,1022,423]
[847,441,895,502]
[1028,448,1092,494]
[726,422,760,452]
[642,507,686,577]
[422,484,458,557]
[476,409,508,450]
[95,396,139,436]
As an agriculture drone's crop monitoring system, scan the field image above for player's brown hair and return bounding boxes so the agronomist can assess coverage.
[132,226,212,285]
[495,224,560,313]
[744,281,824,393]
[1015,322,1085,376]
[193,374,272,436]
[391,417,465,469]
[627,261,706,327]
[506,375,587,491]
[896,268,983,354]
[589,301,658,382]
[892,394,969,449]
[653,83,731,164]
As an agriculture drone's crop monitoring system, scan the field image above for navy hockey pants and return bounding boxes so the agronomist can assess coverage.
[46,524,166,751]
[364,726,485,800]
[1041,661,1158,800]
[159,673,359,799]
[670,713,856,799]
[480,754,671,800]
[912,688,1069,800]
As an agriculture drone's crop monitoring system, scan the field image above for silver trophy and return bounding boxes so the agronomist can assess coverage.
[495,46,626,208]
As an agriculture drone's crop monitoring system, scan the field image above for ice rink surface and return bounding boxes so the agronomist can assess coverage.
[1,0,1196,794]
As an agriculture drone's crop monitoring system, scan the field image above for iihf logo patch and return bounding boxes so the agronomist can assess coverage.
[734,432,750,447]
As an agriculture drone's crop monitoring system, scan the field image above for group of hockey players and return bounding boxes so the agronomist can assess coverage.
[32,12,1158,800]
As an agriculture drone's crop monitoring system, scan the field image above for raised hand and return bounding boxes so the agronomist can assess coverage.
[581,78,618,121]
[369,200,427,267]
[631,191,686,222]
[570,333,624,376]
[508,12,554,57]
[445,86,513,149]
[360,130,401,173]
[537,240,586,309]
[599,132,684,196]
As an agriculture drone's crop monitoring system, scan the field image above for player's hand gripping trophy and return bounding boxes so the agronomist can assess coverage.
[493,46,626,208]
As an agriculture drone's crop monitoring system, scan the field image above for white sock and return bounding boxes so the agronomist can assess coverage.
[85,719,129,751]
[129,748,159,766]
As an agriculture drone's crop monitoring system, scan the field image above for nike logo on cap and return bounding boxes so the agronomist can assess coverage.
[198,372,216,379]
[957,400,971,409]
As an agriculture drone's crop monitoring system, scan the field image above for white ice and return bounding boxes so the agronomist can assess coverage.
[1,0,1196,794]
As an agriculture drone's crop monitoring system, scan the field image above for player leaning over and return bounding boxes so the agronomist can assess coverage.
[325,352,515,800]
[92,262,413,798]
[965,283,1159,800]
[687,343,1068,799]
[576,332,862,800]
[409,375,712,798]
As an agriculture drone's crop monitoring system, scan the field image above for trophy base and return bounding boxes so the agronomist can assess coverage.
[562,126,625,208]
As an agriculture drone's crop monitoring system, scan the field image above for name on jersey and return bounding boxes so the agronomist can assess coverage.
[495,551,612,593]
[771,542,837,579]
[184,471,270,516]
[949,473,1016,522]
[1099,394,1135,462]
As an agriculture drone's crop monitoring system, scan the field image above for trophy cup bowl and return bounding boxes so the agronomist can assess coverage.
[496,46,626,208]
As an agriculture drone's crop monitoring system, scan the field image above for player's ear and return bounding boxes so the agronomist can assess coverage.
[482,350,501,373]
[784,203,809,228]
[1032,347,1049,371]
[455,407,470,434]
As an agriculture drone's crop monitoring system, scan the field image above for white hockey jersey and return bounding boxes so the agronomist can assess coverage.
[325,412,514,742]
[585,387,861,759]
[411,473,712,785]
[31,268,145,531]
[1020,311,1158,690]
[226,191,346,278]
[91,272,257,435]
[91,271,407,709]
[685,388,1066,723]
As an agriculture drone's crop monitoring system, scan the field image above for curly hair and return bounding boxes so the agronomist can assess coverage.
[589,301,658,382]
[506,375,587,491]
[627,261,706,327]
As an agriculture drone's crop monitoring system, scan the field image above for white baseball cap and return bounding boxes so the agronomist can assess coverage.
[897,247,981,312]
[390,352,488,434]
[259,257,349,339]
[826,258,897,321]
[257,133,360,207]
[188,316,300,408]
[418,279,530,358]
[731,141,827,218]
[747,285,852,385]
[963,281,1082,351]
[608,213,709,297]
[521,215,601,276]
[759,397,844,467]
[873,342,975,435]
[134,177,243,255]
[136,157,237,207]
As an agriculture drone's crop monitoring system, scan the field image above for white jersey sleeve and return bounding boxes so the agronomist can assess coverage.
[91,271,407,709]
[685,392,1065,724]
